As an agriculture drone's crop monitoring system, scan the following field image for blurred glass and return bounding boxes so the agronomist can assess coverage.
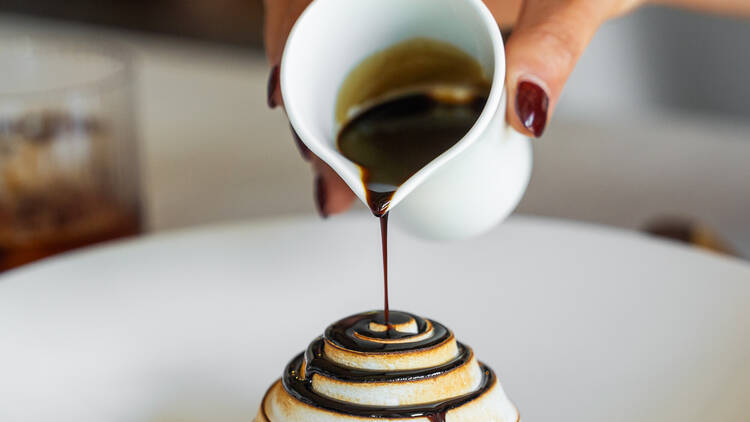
[0,37,142,271]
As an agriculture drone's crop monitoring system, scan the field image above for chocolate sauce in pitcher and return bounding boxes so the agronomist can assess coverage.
[335,38,490,325]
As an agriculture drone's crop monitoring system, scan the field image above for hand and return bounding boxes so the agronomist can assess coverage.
[264,0,358,218]
[264,0,644,216]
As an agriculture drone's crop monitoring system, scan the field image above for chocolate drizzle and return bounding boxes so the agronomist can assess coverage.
[325,311,450,352]
[279,310,497,420]
[337,84,489,328]
[380,214,390,324]
[283,359,496,420]
[302,339,474,383]
[427,413,446,422]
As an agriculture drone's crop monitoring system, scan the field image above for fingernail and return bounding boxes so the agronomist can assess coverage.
[314,176,329,219]
[515,80,549,137]
[290,124,311,161]
[267,65,280,108]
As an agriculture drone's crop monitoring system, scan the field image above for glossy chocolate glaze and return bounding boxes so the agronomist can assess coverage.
[380,214,390,324]
[325,311,450,352]
[303,338,473,383]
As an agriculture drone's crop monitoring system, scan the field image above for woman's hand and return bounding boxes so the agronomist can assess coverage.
[264,0,357,217]
[496,0,642,136]
[263,0,643,216]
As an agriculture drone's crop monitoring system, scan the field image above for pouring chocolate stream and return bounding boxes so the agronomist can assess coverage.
[335,38,491,325]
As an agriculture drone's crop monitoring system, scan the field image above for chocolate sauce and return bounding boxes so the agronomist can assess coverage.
[325,311,451,352]
[281,311,496,420]
[302,338,473,383]
[335,38,491,326]
[380,214,390,324]
[284,359,495,419]
[337,89,488,327]
[284,359,495,420]
[427,413,446,422]
[338,91,488,217]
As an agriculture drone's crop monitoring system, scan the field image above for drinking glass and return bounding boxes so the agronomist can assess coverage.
[0,37,142,271]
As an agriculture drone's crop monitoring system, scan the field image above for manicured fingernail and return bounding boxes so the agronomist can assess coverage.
[515,80,549,137]
[290,124,311,161]
[267,65,280,108]
[314,176,328,219]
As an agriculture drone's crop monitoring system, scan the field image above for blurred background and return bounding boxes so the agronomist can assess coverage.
[0,0,748,270]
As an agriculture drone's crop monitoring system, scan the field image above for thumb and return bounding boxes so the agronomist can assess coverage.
[504,0,629,137]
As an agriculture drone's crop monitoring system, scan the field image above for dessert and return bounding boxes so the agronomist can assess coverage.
[255,310,519,422]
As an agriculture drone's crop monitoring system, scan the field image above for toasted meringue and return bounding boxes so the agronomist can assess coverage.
[256,311,519,422]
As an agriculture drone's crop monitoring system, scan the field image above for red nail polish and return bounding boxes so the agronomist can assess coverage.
[267,65,280,108]
[314,176,329,219]
[290,124,311,161]
[515,81,549,137]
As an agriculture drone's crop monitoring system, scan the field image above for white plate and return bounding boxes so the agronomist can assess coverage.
[1,215,748,422]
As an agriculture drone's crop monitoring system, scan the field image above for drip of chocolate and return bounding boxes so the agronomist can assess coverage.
[333,37,490,338]
[338,91,488,327]
[428,413,446,422]
[380,213,389,324]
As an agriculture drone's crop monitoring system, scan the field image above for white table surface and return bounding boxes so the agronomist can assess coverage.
[0,215,748,422]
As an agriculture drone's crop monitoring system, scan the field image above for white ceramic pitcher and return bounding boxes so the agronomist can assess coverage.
[281,0,532,240]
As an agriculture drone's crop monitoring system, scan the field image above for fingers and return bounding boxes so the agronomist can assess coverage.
[266,0,356,217]
[289,104,357,217]
[504,0,639,137]
[483,0,524,28]
[267,63,281,108]
[311,156,358,217]
[264,0,312,108]
[263,0,311,65]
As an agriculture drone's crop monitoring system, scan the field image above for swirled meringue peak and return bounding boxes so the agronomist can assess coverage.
[255,311,519,422]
